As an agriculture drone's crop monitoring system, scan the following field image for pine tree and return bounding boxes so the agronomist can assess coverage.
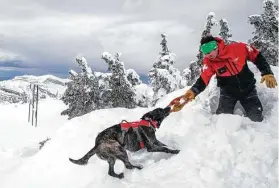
[219,18,233,44]
[126,69,142,86]
[149,33,184,104]
[61,57,102,119]
[101,52,137,108]
[186,12,217,85]
[182,60,201,86]
[248,0,278,66]
[197,12,217,67]
[201,12,217,39]
[181,68,191,85]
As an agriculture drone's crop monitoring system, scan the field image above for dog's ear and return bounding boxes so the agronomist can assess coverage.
[163,106,171,114]
[141,111,153,120]
[141,108,162,120]
[141,107,168,121]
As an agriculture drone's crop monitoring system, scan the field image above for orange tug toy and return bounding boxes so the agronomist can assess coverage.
[168,95,190,113]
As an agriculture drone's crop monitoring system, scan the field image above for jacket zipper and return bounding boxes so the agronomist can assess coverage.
[227,60,243,92]
[231,60,244,92]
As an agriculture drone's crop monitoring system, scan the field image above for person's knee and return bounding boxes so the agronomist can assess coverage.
[247,112,263,122]
[216,107,234,114]
[249,116,263,122]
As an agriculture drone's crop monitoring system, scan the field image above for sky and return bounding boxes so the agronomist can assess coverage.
[0,0,274,80]
[0,65,277,188]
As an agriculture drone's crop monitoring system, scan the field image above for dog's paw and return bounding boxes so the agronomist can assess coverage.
[171,149,180,154]
[118,173,124,179]
[135,165,143,170]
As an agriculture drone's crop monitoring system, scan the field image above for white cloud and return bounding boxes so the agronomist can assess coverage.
[0,50,22,62]
[0,0,265,75]
[122,0,143,11]
[98,20,195,73]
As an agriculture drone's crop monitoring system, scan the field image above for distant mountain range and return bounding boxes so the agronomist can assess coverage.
[0,72,149,104]
[0,75,69,104]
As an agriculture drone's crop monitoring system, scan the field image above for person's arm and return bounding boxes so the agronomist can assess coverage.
[242,43,273,75]
[253,52,273,76]
[190,60,215,96]
[241,43,277,88]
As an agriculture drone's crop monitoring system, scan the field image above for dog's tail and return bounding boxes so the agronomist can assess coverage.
[69,146,97,165]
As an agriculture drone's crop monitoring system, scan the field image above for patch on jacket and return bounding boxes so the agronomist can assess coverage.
[218,66,228,75]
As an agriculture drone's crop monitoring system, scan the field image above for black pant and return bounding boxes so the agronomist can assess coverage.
[216,88,263,122]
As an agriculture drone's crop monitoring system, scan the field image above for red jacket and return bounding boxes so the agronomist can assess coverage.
[191,37,273,98]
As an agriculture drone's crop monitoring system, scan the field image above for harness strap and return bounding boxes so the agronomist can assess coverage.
[121,120,158,130]
[133,128,145,148]
[120,119,158,149]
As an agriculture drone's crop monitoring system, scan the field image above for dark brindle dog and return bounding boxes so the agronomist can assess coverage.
[69,106,180,179]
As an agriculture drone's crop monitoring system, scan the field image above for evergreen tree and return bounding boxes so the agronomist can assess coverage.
[248,0,278,66]
[101,52,137,108]
[201,12,217,39]
[61,57,102,119]
[181,68,191,85]
[186,12,217,85]
[148,33,184,104]
[197,12,217,67]
[126,69,142,86]
[182,60,201,86]
[219,18,233,44]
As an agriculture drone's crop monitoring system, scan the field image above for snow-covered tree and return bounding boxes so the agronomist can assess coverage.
[61,57,102,119]
[219,18,233,44]
[160,33,170,56]
[126,69,142,86]
[182,60,201,86]
[181,68,191,85]
[101,52,137,109]
[248,0,278,66]
[149,33,185,104]
[201,12,217,39]
[197,12,217,67]
[186,12,217,85]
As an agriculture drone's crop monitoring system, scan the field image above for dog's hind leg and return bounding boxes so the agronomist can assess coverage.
[108,158,124,179]
[116,146,142,170]
[69,146,97,165]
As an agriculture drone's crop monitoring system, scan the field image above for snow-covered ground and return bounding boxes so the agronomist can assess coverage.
[0,65,277,188]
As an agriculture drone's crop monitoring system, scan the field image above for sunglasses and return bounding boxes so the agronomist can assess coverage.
[200,41,218,55]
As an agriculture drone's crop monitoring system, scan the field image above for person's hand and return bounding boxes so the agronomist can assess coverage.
[171,101,184,112]
[169,95,188,112]
[183,89,195,101]
[260,74,277,88]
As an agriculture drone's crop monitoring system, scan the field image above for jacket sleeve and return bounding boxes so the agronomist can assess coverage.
[253,52,273,76]
[191,60,215,96]
[242,43,273,76]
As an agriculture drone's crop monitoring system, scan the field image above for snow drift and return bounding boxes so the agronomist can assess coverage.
[0,64,277,188]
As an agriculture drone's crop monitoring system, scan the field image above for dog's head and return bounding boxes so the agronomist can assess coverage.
[141,107,171,128]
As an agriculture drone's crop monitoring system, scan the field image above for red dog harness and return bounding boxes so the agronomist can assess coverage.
[120,119,158,149]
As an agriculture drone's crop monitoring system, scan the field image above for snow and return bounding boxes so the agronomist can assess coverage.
[102,52,114,61]
[69,70,78,77]
[264,0,275,5]
[0,66,277,188]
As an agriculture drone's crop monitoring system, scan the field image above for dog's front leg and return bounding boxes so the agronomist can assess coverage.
[146,143,180,154]
[154,139,167,147]
[139,127,179,154]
